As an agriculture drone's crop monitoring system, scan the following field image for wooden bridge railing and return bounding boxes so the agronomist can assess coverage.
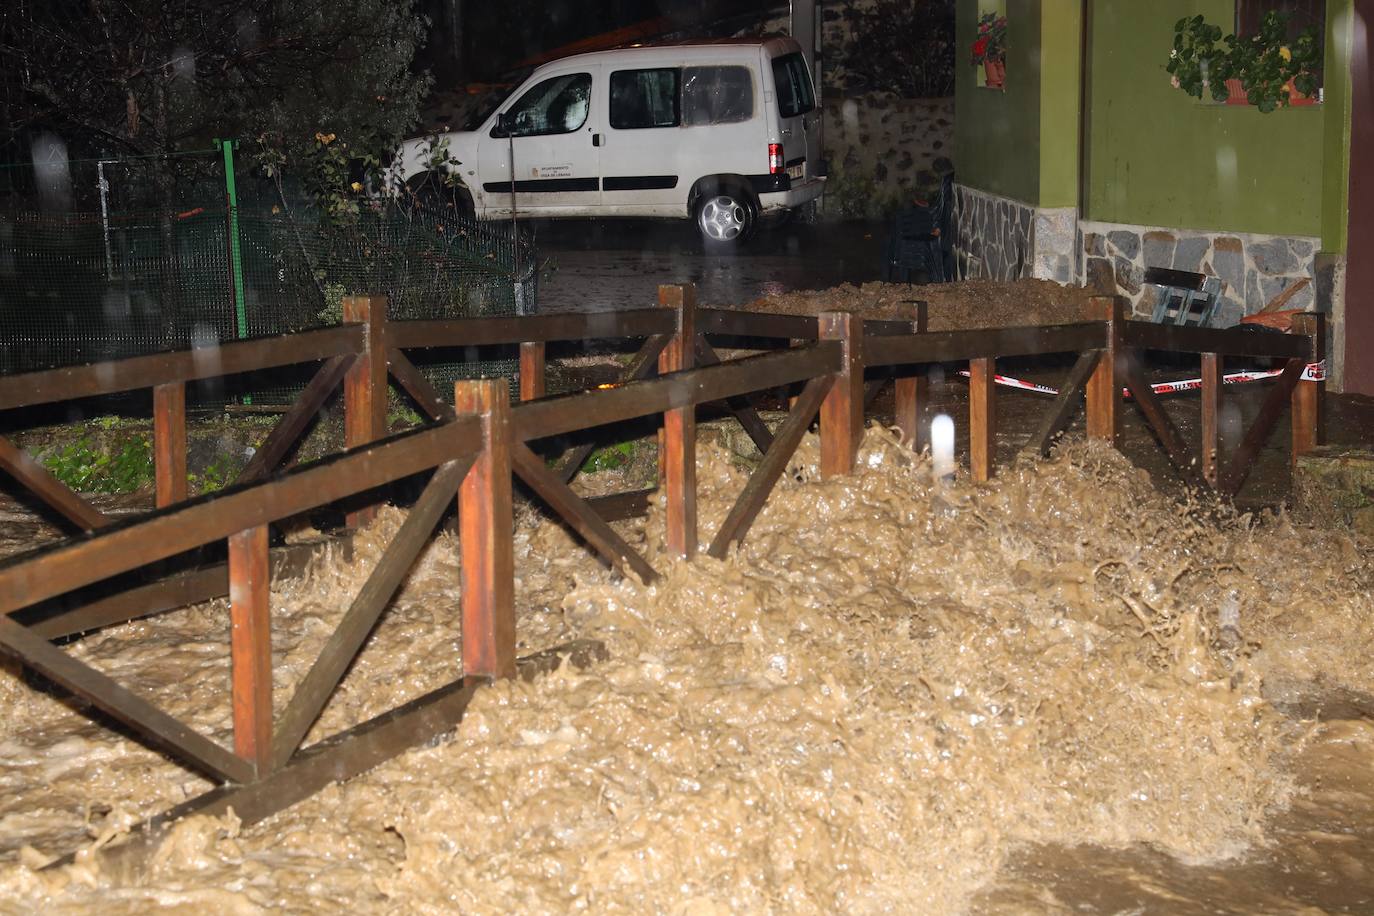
[0,283,1323,872]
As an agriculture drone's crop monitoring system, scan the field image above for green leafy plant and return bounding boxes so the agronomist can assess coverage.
[582,441,638,473]
[40,435,154,494]
[970,12,1007,65]
[1168,11,1321,113]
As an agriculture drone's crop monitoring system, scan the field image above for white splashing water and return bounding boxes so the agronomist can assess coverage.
[931,413,955,481]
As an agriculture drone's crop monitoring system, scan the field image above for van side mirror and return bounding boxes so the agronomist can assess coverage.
[494,111,517,138]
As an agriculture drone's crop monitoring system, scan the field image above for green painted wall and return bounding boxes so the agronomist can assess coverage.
[1037,2,1082,207]
[1084,0,1334,242]
[954,0,1044,205]
[954,0,1082,208]
[1320,2,1354,253]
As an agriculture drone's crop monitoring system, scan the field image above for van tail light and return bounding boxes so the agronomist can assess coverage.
[768,143,785,175]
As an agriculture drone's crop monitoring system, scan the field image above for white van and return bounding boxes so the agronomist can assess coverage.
[391,37,824,245]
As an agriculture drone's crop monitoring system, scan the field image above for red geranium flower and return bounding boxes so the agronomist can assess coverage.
[972,36,989,58]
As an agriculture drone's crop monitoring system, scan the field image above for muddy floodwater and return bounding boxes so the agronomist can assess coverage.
[0,430,1372,912]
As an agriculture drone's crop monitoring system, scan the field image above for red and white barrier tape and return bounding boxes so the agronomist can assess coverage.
[956,359,1325,398]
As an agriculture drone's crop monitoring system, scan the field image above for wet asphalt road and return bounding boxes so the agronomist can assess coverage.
[526,217,890,313]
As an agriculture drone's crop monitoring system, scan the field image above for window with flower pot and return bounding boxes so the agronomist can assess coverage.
[971,0,1007,90]
[1167,7,1322,112]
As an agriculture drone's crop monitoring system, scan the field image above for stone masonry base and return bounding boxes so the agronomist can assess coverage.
[952,185,1075,283]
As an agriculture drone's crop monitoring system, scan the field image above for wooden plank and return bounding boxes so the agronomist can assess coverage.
[819,311,864,478]
[555,333,669,484]
[1122,319,1311,360]
[585,487,655,521]
[511,441,660,584]
[1200,353,1222,488]
[0,616,254,784]
[455,379,516,680]
[388,308,674,349]
[707,374,833,558]
[55,640,607,883]
[0,434,110,532]
[0,418,482,617]
[271,459,468,768]
[387,348,454,422]
[153,382,188,507]
[344,296,389,529]
[658,284,697,559]
[519,341,546,401]
[229,525,272,776]
[237,354,355,484]
[1224,359,1305,496]
[694,337,775,455]
[1122,350,1201,485]
[1086,298,1123,445]
[26,539,348,641]
[514,342,842,443]
[696,307,819,340]
[1022,349,1101,459]
[0,324,364,411]
[865,321,1105,367]
[893,306,929,452]
[969,356,996,482]
[1289,313,1326,467]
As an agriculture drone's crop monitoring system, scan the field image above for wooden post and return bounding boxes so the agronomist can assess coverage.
[343,296,389,527]
[894,300,929,451]
[1200,353,1223,488]
[153,382,187,507]
[455,378,515,680]
[819,310,864,478]
[229,524,272,777]
[969,356,996,482]
[658,283,697,559]
[1085,295,1124,445]
[1290,312,1326,466]
[519,341,546,401]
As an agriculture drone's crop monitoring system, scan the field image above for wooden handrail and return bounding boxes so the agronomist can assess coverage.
[0,323,365,410]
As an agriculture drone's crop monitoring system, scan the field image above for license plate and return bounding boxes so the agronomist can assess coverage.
[786,164,804,180]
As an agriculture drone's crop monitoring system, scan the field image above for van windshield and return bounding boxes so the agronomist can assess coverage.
[771,52,815,119]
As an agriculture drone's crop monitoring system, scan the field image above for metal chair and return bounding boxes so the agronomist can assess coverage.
[882,172,954,284]
[1145,266,1222,327]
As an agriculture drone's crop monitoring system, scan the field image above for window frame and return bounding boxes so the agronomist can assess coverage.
[681,64,756,127]
[491,71,593,139]
[608,67,682,131]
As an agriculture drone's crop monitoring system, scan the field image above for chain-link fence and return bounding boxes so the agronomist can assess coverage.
[0,146,534,400]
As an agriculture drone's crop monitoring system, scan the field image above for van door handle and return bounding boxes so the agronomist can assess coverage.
[593,133,604,147]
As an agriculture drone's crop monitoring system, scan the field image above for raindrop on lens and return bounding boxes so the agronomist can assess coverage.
[931,413,955,481]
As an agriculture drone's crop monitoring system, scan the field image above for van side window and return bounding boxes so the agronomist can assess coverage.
[681,66,754,126]
[499,73,592,137]
[771,53,815,119]
[610,69,680,130]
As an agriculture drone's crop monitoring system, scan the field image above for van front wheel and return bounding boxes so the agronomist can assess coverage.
[695,191,755,245]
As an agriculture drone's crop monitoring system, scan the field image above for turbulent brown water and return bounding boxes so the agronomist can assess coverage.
[0,430,1371,913]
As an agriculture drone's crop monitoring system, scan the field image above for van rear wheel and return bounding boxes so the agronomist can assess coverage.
[695,190,755,244]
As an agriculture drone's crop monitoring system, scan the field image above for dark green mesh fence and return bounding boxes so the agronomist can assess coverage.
[0,148,533,401]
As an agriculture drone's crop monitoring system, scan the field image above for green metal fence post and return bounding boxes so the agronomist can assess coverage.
[215,138,248,341]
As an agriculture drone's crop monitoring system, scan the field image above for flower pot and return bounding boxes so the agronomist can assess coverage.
[983,59,1005,89]
[1225,78,1248,105]
[1286,77,1317,106]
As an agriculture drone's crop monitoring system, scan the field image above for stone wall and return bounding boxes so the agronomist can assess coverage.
[951,184,1075,283]
[820,95,955,219]
[1075,220,1319,325]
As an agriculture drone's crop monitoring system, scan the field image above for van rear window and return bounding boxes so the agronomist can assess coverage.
[681,66,754,126]
[771,52,815,119]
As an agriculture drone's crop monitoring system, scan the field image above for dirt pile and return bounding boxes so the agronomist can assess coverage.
[733,278,1101,330]
[0,432,1370,912]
